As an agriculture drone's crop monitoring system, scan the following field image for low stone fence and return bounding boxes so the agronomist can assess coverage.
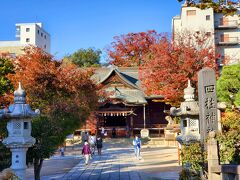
[208,132,240,180]
[211,164,240,180]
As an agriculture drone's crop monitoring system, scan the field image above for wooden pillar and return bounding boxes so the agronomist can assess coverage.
[131,116,133,137]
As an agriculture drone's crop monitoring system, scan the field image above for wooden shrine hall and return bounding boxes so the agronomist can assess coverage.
[88,66,169,137]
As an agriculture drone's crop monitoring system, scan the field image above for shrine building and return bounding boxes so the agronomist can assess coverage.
[84,66,169,137]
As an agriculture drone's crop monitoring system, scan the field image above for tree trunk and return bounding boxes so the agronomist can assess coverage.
[34,158,43,180]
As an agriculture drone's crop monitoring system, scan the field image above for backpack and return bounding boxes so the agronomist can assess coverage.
[134,139,140,148]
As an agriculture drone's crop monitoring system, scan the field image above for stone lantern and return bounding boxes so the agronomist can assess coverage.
[0,83,39,180]
[170,80,200,145]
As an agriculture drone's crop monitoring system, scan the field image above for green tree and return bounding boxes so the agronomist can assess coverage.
[7,47,98,180]
[0,56,14,106]
[0,56,14,171]
[66,48,102,67]
[180,143,206,179]
[0,120,11,172]
[217,64,240,108]
[217,111,240,164]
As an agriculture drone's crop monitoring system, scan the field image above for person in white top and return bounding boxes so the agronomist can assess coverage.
[88,133,96,155]
[101,127,105,137]
[133,135,141,159]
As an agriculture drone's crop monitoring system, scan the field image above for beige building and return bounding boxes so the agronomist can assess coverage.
[0,23,50,56]
[172,4,240,66]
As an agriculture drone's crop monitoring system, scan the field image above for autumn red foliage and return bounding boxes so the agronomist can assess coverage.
[140,33,218,105]
[8,46,98,115]
[2,47,100,179]
[107,30,162,67]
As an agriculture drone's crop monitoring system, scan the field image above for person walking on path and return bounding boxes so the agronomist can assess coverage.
[89,133,96,156]
[112,127,116,138]
[96,136,103,156]
[83,131,89,142]
[59,146,65,157]
[101,127,105,137]
[133,135,141,159]
[82,141,91,165]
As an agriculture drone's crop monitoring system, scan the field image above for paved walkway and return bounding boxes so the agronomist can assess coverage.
[27,138,181,180]
[26,147,82,180]
[58,139,141,180]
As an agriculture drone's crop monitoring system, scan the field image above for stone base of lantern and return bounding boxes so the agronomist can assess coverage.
[10,147,28,180]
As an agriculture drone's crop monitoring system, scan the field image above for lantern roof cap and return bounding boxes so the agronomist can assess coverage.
[184,80,195,101]
[14,82,26,104]
[1,83,39,119]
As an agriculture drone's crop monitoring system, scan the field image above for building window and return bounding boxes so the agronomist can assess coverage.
[26,38,30,42]
[206,15,210,21]
[220,34,229,42]
[44,35,46,39]
[41,32,43,37]
[187,10,196,16]
[37,30,40,34]
[44,45,46,49]
[26,28,30,32]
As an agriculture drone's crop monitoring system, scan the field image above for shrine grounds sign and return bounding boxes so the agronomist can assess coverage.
[198,68,218,143]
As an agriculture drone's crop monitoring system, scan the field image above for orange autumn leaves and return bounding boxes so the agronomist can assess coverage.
[107,30,161,67]
[7,46,98,115]
[108,31,218,105]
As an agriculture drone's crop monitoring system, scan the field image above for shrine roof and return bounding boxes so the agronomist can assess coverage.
[91,66,141,89]
[105,87,147,104]
[92,66,163,104]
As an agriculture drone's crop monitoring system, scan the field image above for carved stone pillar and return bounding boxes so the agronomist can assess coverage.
[207,131,221,180]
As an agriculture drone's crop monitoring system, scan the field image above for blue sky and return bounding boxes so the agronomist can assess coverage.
[0,0,182,60]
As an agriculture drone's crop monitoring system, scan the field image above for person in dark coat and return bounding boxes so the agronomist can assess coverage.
[96,136,103,156]
[82,141,91,165]
[112,128,116,138]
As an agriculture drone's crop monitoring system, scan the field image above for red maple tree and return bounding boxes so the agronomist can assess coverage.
[7,46,99,179]
[140,32,218,105]
[8,46,98,113]
[107,30,162,67]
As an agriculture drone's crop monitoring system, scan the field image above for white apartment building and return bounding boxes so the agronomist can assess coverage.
[172,4,240,66]
[0,23,50,55]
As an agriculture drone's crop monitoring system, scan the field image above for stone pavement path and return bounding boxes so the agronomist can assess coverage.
[27,138,181,180]
[26,147,83,180]
[59,139,141,180]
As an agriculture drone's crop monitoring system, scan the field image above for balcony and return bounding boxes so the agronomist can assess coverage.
[215,20,238,29]
[216,37,239,46]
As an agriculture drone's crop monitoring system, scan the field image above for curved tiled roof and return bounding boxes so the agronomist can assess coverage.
[92,66,163,104]
[92,66,140,89]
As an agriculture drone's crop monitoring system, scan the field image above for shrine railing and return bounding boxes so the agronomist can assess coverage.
[133,124,167,130]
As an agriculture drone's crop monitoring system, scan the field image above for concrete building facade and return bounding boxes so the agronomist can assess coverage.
[0,23,50,56]
[172,5,240,66]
